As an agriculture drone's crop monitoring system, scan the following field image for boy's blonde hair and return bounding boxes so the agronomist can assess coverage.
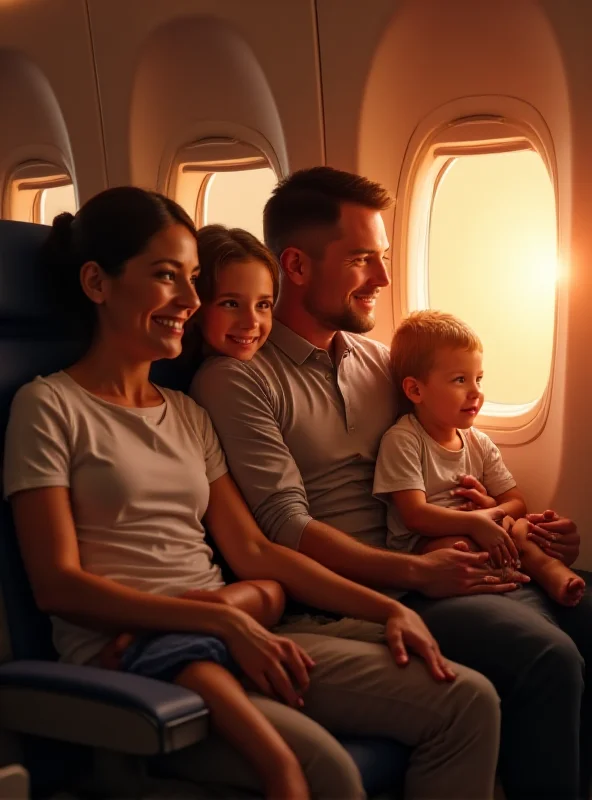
[391,310,483,413]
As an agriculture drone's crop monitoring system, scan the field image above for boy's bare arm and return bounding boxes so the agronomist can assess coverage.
[391,489,502,537]
[453,476,527,519]
[493,487,528,519]
[390,489,519,566]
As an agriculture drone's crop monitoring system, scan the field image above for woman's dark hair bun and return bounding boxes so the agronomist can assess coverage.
[51,211,75,243]
[52,211,75,228]
[43,211,76,272]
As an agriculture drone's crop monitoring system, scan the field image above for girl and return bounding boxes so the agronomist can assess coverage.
[182,223,279,365]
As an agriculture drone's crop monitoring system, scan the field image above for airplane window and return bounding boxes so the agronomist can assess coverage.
[7,163,77,224]
[38,183,76,225]
[422,149,557,412]
[203,167,276,241]
[172,138,278,242]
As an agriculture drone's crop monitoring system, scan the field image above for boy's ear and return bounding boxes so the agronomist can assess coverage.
[402,376,422,405]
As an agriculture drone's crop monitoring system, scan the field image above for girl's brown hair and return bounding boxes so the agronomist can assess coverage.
[195,224,279,303]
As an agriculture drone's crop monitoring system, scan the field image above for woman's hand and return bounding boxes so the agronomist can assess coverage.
[224,609,315,708]
[385,605,457,682]
[526,510,580,566]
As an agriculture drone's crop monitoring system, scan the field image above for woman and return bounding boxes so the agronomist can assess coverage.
[3,187,500,799]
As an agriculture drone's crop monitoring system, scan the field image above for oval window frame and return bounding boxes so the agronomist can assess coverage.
[394,98,560,445]
[161,123,282,227]
[5,160,75,224]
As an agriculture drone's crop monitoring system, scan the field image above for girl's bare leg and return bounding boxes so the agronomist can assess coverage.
[176,660,310,800]
[510,518,585,607]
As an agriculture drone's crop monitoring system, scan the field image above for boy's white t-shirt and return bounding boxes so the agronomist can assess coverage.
[373,413,516,553]
[3,371,228,665]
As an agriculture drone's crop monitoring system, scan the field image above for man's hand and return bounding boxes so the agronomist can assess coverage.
[452,474,496,510]
[385,605,457,682]
[526,510,580,566]
[416,543,529,598]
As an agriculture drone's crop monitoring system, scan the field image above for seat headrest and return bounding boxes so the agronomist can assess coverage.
[0,221,56,322]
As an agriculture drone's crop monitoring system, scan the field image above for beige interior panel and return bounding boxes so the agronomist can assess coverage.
[317,0,592,569]
[86,0,324,188]
[0,0,106,206]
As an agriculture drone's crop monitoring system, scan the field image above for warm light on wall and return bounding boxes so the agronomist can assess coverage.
[427,149,557,407]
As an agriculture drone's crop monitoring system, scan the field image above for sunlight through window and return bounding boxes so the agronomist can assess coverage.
[38,183,76,225]
[427,149,557,408]
[203,167,276,241]
[8,164,76,225]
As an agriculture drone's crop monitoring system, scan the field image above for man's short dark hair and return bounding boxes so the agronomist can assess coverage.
[263,166,393,261]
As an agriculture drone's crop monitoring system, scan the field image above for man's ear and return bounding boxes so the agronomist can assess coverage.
[279,247,312,287]
[402,376,423,406]
[79,260,108,306]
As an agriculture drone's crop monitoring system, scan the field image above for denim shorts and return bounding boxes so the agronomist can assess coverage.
[120,632,239,683]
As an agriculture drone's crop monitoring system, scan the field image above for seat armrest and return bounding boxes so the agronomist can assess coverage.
[0,660,209,754]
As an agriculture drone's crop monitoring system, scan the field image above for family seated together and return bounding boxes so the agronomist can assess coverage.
[3,167,591,799]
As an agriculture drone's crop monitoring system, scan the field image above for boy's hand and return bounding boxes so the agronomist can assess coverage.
[470,508,520,567]
[452,474,496,510]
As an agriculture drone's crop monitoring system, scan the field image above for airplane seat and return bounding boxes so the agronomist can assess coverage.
[0,219,408,798]
[0,221,209,797]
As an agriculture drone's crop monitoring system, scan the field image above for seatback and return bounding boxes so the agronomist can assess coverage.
[0,221,88,661]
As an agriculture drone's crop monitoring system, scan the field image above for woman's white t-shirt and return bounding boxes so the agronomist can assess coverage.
[3,371,227,665]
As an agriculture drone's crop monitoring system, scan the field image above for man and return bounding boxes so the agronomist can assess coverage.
[194,167,590,800]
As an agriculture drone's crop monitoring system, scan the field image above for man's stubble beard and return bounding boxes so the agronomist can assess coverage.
[302,284,375,335]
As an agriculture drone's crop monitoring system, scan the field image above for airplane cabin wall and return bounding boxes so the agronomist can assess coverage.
[318,0,592,570]
[538,0,592,570]
[85,0,325,188]
[0,0,106,206]
[1,0,592,567]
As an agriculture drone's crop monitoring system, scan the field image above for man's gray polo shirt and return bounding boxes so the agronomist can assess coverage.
[192,321,397,551]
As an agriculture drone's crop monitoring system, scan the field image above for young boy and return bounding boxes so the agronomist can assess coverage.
[373,310,585,606]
